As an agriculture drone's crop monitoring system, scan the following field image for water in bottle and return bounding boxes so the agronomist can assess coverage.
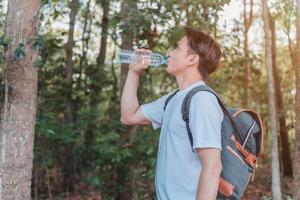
[118,49,168,67]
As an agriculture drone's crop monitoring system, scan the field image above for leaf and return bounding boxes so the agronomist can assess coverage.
[14,43,26,61]
[18,42,25,48]
[47,129,55,135]
[28,35,44,50]
[33,57,43,68]
[0,36,11,50]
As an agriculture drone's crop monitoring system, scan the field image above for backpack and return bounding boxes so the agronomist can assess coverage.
[164,84,264,200]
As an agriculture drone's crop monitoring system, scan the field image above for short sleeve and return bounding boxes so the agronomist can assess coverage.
[140,92,173,129]
[189,91,224,151]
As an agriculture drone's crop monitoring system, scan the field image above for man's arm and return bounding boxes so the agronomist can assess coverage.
[196,148,222,200]
[120,49,151,126]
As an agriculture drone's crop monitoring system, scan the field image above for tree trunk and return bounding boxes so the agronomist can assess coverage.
[85,0,110,145]
[82,0,110,167]
[97,0,109,66]
[74,0,92,123]
[64,0,80,192]
[242,0,253,107]
[261,1,282,199]
[108,35,119,114]
[117,0,137,199]
[293,0,300,199]
[0,0,41,199]
[269,13,293,177]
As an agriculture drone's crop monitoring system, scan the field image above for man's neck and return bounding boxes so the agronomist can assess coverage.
[175,73,205,91]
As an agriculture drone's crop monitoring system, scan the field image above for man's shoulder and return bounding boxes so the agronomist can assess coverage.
[189,90,218,104]
[189,90,223,116]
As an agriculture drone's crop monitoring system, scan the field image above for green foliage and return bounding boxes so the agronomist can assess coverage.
[33,57,43,68]
[85,175,102,189]
[165,26,186,48]
[14,42,26,60]
[286,195,293,200]
[29,35,44,50]
[0,0,294,198]
[0,35,10,50]
[262,196,271,200]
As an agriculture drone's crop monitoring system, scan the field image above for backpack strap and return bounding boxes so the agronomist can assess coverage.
[163,89,179,111]
[181,85,243,152]
[161,89,179,125]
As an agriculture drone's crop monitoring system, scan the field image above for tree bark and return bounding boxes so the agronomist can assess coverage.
[108,34,118,114]
[82,0,110,168]
[261,1,282,199]
[74,0,92,123]
[293,0,300,199]
[117,0,137,199]
[64,0,80,192]
[85,0,110,145]
[242,0,253,107]
[65,0,79,124]
[97,0,109,66]
[269,13,293,177]
[0,0,41,199]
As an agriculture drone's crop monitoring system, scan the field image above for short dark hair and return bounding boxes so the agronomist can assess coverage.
[184,26,222,81]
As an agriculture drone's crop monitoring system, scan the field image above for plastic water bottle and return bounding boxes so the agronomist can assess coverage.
[118,49,168,67]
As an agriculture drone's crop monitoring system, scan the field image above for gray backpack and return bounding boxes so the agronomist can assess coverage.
[164,85,264,200]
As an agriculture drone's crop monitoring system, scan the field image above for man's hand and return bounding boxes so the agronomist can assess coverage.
[128,49,151,75]
[120,48,152,126]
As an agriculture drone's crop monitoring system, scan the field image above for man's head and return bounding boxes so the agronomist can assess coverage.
[166,27,222,81]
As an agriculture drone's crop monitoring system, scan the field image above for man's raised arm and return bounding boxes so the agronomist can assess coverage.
[120,49,151,126]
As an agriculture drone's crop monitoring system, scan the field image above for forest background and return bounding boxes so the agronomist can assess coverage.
[0,0,300,199]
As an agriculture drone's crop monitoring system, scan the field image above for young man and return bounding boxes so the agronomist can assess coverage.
[120,27,223,200]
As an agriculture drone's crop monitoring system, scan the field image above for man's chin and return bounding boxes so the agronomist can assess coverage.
[166,65,170,72]
[166,66,173,75]
[166,63,173,70]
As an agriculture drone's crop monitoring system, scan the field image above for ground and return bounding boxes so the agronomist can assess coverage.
[241,165,293,200]
[58,165,292,200]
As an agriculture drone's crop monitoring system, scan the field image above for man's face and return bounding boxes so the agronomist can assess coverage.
[166,36,190,75]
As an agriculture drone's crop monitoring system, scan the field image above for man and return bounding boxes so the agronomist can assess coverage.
[120,26,223,200]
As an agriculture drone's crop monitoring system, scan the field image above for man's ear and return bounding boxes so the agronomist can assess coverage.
[186,53,199,66]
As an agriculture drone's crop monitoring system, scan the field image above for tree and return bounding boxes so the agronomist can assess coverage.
[293,0,300,199]
[117,0,138,199]
[64,0,80,192]
[84,0,110,160]
[74,0,92,121]
[269,12,293,177]
[242,0,253,107]
[0,0,41,199]
[261,0,282,199]
[97,0,109,66]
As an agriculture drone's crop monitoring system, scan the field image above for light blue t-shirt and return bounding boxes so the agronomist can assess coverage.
[141,81,223,200]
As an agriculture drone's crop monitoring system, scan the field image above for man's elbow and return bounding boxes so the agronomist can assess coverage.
[218,162,223,173]
[204,161,222,175]
[120,117,130,125]
[120,116,135,126]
